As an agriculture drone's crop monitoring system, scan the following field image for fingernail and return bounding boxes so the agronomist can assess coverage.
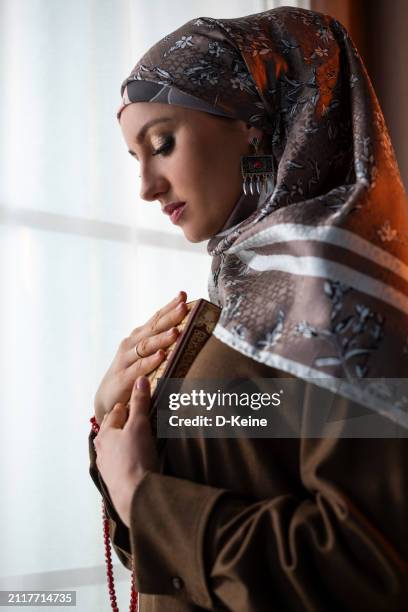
[137,376,149,391]
[168,327,177,335]
[177,302,185,311]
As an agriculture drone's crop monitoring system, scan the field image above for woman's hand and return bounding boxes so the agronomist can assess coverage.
[94,291,187,425]
[94,376,156,528]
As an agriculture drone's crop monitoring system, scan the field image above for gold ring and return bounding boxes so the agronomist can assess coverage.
[134,343,143,358]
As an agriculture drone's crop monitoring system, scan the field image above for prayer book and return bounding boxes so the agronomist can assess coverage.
[148,298,221,432]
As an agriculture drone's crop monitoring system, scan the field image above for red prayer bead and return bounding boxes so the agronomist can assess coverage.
[90,421,138,611]
[93,470,138,611]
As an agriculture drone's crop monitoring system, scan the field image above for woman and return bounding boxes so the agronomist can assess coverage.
[89,6,408,611]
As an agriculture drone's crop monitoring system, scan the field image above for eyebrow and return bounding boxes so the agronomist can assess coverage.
[128,117,173,156]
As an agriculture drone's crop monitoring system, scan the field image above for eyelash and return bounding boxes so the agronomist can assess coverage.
[152,135,174,157]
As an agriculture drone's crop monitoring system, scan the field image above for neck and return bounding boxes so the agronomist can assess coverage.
[216,191,260,237]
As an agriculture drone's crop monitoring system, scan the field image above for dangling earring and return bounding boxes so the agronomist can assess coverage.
[241,136,275,196]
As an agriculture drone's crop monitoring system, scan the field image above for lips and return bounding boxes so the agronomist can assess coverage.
[163,202,186,215]
[162,202,187,225]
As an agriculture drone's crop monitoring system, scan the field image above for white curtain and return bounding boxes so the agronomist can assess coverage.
[0,1,308,609]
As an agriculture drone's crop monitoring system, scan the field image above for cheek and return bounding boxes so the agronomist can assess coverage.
[210,151,243,201]
[172,136,243,227]
[173,152,212,195]
[194,146,241,194]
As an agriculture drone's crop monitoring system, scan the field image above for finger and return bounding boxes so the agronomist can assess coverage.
[148,291,187,322]
[123,327,179,366]
[101,403,129,430]
[126,376,151,429]
[137,298,188,342]
[145,301,188,339]
[129,292,187,340]
[126,349,167,378]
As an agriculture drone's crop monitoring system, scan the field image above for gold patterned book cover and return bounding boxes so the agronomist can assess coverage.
[148,298,221,426]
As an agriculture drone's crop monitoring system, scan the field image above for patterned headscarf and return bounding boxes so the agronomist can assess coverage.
[118,7,408,428]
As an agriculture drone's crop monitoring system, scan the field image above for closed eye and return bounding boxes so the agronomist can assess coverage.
[152,135,175,157]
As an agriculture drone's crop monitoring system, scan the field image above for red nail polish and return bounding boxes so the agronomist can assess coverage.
[137,376,149,391]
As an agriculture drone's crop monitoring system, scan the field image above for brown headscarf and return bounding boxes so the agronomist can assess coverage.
[118,7,408,428]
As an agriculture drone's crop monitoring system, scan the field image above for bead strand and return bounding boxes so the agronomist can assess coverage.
[90,416,138,611]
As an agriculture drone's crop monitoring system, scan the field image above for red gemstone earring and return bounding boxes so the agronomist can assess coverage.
[241,136,275,196]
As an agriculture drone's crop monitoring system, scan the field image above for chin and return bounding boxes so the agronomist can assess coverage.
[181,224,212,243]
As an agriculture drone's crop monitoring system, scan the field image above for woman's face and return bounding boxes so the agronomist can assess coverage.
[120,102,261,242]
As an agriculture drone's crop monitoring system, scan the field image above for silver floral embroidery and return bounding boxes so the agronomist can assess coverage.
[295,321,318,338]
[295,281,384,379]
[257,310,285,349]
[184,60,219,86]
[377,220,398,243]
[313,46,328,58]
[316,26,334,43]
[231,323,247,340]
[223,295,243,321]
[165,36,194,56]
[133,64,173,86]
[208,41,226,58]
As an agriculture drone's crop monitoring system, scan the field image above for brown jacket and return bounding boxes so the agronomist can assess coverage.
[89,336,408,611]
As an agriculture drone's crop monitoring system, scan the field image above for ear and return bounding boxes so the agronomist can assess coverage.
[245,124,263,143]
[245,125,270,154]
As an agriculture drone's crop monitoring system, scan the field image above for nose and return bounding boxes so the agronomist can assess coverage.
[139,163,170,202]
